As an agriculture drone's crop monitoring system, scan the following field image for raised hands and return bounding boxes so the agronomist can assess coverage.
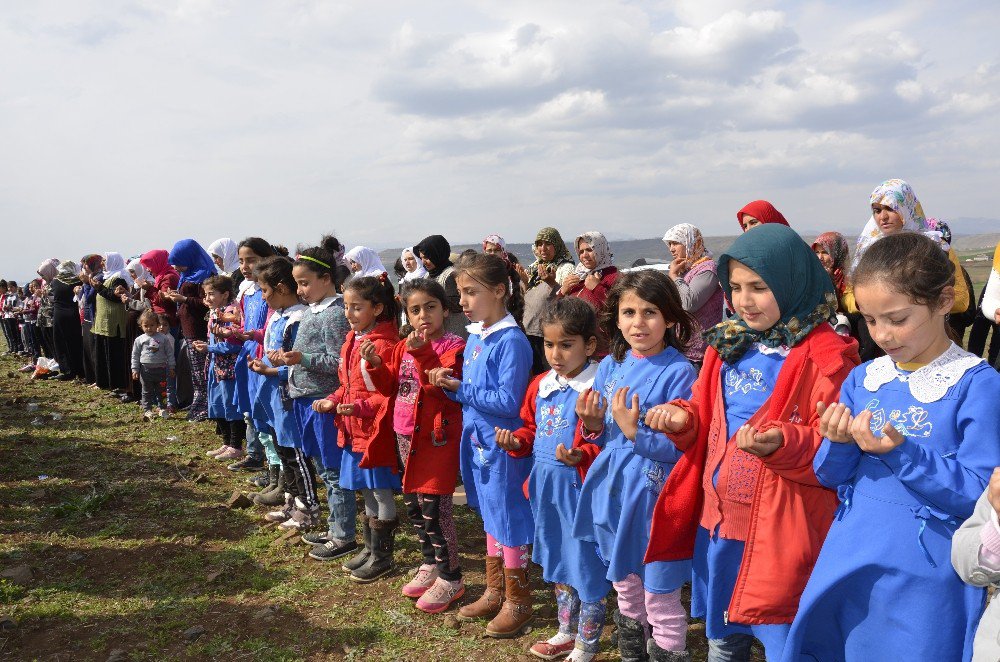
[611,387,641,442]
[281,350,303,366]
[359,339,382,368]
[735,424,783,458]
[644,403,689,434]
[191,340,208,353]
[575,389,607,434]
[555,443,583,467]
[312,399,335,414]
[266,349,285,366]
[817,402,855,444]
[494,427,522,451]
[850,409,905,455]
[560,273,582,296]
[406,328,427,351]
[426,367,460,392]
[336,403,356,416]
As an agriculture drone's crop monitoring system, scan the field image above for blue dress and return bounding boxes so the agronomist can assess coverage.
[294,398,342,470]
[205,311,241,422]
[690,344,790,656]
[251,304,305,447]
[527,365,612,604]
[782,348,1000,662]
[573,346,696,591]
[234,285,268,415]
[447,316,534,547]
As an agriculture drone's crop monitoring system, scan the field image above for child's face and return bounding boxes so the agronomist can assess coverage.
[157,321,169,335]
[617,289,672,356]
[543,322,595,379]
[140,318,159,336]
[456,273,504,325]
[260,282,289,309]
[855,281,954,366]
[343,289,382,332]
[404,290,447,339]
[402,252,419,273]
[348,260,362,273]
[740,214,761,232]
[293,264,333,304]
[813,247,834,272]
[728,260,781,332]
[203,285,229,310]
[871,203,905,235]
[238,247,261,282]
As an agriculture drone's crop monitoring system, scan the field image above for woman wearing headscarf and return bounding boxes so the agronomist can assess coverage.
[35,259,59,362]
[519,227,576,374]
[557,231,619,357]
[49,261,85,381]
[208,238,243,287]
[165,239,215,421]
[811,232,852,336]
[79,254,104,385]
[344,246,388,279]
[119,257,153,402]
[736,200,790,232]
[663,223,724,367]
[415,234,467,339]
[90,252,132,393]
[139,250,180,331]
[400,247,428,284]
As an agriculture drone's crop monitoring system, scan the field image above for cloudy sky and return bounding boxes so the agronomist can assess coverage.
[1,0,998,277]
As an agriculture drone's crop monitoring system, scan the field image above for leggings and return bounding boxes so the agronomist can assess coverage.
[184,342,208,420]
[404,492,461,580]
[485,532,529,569]
[361,488,396,520]
[613,573,687,652]
[555,584,606,654]
[275,445,318,508]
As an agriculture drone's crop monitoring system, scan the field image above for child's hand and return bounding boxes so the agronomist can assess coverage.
[191,340,207,353]
[644,403,689,434]
[266,349,285,366]
[336,403,356,416]
[119,294,129,304]
[494,427,522,451]
[281,350,302,366]
[736,424,783,458]
[555,443,583,467]
[312,399,335,414]
[849,409,905,455]
[406,329,427,351]
[988,468,1000,517]
[248,358,265,374]
[575,389,607,434]
[611,387,641,442]
[359,340,382,368]
[817,402,855,444]
[426,367,460,392]
[131,370,139,381]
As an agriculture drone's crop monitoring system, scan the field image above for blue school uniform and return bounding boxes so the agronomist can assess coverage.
[573,346,696,592]
[782,345,1000,662]
[206,307,241,421]
[446,315,534,547]
[528,364,612,604]
[251,304,306,446]
[234,285,268,414]
[691,344,791,655]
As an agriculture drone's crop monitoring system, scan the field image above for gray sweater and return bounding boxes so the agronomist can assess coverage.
[952,489,1000,662]
[131,332,175,371]
[288,296,351,399]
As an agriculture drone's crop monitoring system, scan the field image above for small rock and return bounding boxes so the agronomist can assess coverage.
[184,458,197,467]
[67,552,86,563]
[183,625,205,642]
[106,649,127,662]
[6,371,16,379]
[0,615,16,631]
[226,491,254,509]
[28,489,46,500]
[687,621,706,633]
[442,613,461,631]
[181,535,198,545]
[252,605,278,621]
[205,570,222,583]
[0,564,33,586]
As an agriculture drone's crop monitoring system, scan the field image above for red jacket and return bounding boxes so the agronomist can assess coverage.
[645,324,859,625]
[326,321,400,470]
[367,336,465,495]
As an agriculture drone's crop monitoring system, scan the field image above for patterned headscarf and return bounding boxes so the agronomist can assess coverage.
[574,231,615,277]
[853,179,941,273]
[529,227,574,287]
[736,200,789,230]
[662,223,711,262]
[36,258,59,283]
[208,238,240,274]
[81,254,104,277]
[706,224,837,363]
[56,260,80,283]
[103,252,134,288]
[400,246,428,282]
[926,218,953,250]
[811,231,850,295]
[168,239,219,286]
[344,246,388,278]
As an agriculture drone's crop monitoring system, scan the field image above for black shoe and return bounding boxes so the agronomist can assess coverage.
[301,531,331,546]
[309,538,359,561]
[227,455,265,472]
[56,374,74,381]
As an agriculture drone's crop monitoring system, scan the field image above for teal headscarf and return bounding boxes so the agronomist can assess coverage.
[705,223,837,363]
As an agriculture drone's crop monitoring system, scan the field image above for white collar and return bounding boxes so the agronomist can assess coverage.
[467,313,518,340]
[754,342,790,357]
[269,303,307,325]
[309,295,340,313]
[538,362,598,398]
[862,342,984,404]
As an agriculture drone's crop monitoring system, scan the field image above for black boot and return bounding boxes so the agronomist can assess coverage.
[342,517,372,574]
[647,638,690,661]
[254,469,287,506]
[350,517,396,583]
[615,609,650,662]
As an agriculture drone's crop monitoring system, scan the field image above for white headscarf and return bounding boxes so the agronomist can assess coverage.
[662,223,711,262]
[400,246,428,282]
[573,231,615,277]
[208,238,240,274]
[344,246,388,278]
[103,252,134,288]
[126,257,149,286]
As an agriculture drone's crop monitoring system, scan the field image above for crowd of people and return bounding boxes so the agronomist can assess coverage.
[4,177,1000,662]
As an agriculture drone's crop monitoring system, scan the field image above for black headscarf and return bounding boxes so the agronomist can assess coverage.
[414,235,453,278]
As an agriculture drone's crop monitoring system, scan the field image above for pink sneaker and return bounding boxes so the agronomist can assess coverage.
[206,445,228,457]
[401,564,439,599]
[415,576,465,614]
[215,446,244,461]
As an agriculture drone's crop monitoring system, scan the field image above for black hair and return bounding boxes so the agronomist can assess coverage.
[294,235,344,288]
[393,257,407,280]
[460,248,478,259]
[254,256,297,293]
[156,314,170,328]
[453,253,525,326]
[400,277,449,310]
[345,274,399,325]
[8,281,17,288]
[852,232,956,309]
[0,280,7,289]
[600,270,694,361]
[238,237,278,258]
[541,296,598,342]
[202,274,236,300]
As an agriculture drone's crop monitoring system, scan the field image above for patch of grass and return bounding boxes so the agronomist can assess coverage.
[48,484,116,520]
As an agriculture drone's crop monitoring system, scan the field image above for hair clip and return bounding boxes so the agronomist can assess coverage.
[378,272,388,283]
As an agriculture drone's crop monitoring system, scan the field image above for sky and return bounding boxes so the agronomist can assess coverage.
[2,0,998,278]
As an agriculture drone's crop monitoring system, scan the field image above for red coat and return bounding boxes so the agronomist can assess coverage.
[645,324,859,625]
[367,336,465,495]
[326,321,400,470]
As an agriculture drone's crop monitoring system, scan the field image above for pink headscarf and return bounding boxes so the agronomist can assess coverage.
[139,249,180,291]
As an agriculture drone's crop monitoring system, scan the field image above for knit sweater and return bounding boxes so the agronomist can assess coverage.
[287,296,351,399]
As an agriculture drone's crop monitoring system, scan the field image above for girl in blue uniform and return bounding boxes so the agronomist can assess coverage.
[783,232,1000,661]
[572,269,697,662]
[495,296,610,662]
[426,252,534,638]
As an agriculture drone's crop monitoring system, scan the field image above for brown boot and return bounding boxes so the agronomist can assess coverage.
[485,566,534,638]
[457,555,504,621]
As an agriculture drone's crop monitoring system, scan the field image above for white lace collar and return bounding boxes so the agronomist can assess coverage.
[538,362,598,398]
[466,313,518,340]
[308,295,341,313]
[862,343,984,403]
[754,342,790,357]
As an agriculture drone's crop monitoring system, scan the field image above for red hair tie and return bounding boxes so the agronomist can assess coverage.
[378,271,388,283]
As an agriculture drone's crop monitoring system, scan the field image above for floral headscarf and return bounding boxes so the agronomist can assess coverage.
[81,254,104,277]
[37,258,59,283]
[400,246,428,282]
[574,231,615,277]
[344,246,388,278]
[853,179,941,273]
[208,238,240,274]
[811,231,850,295]
[528,227,574,287]
[662,223,711,262]
[926,218,953,250]
[103,252,134,288]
